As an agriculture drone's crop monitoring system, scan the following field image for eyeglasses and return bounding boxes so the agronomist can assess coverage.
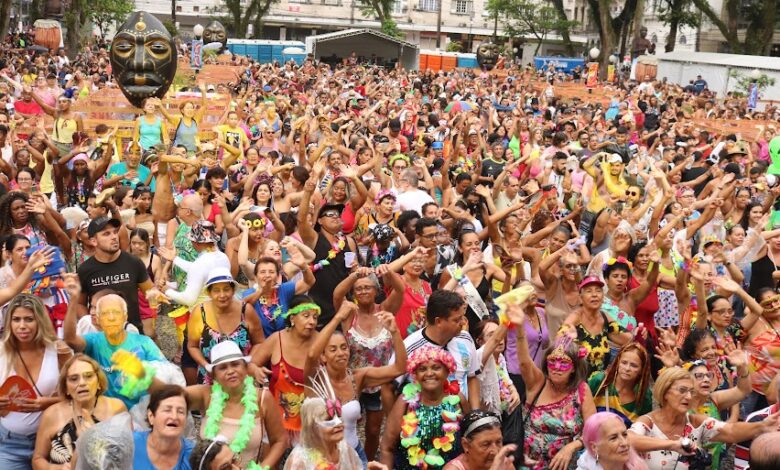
[393,165,407,170]
[693,371,714,380]
[711,308,734,316]
[672,386,694,396]
[420,233,437,240]
[562,263,580,271]
[547,357,574,372]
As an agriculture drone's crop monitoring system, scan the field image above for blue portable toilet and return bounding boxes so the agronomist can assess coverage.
[457,53,478,69]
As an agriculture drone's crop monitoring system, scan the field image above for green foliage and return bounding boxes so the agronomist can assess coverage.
[447,41,463,52]
[90,0,135,38]
[357,0,396,23]
[381,18,402,38]
[656,0,700,29]
[212,0,277,38]
[163,19,179,38]
[487,0,577,55]
[728,69,776,97]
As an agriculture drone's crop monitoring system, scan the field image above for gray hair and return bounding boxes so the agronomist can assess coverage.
[402,168,419,187]
[95,294,128,316]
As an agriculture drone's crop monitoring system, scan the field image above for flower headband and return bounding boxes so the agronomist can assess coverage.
[388,153,410,167]
[548,335,587,362]
[407,345,456,377]
[244,218,267,230]
[682,359,707,371]
[603,256,633,272]
[173,189,196,207]
[375,188,397,204]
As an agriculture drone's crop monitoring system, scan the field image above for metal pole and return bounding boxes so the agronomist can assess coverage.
[436,0,443,50]
[493,7,497,42]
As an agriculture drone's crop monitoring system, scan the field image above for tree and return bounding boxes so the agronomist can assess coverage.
[585,0,640,78]
[212,0,279,38]
[655,0,700,52]
[357,0,395,24]
[64,0,89,56]
[690,0,777,55]
[487,0,578,56]
[549,0,576,55]
[90,0,135,39]
[0,0,12,42]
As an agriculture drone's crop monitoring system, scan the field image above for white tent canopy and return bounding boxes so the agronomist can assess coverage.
[656,51,780,102]
[305,28,419,70]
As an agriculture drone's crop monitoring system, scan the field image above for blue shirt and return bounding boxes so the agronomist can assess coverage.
[106,162,156,191]
[133,431,193,470]
[243,279,296,337]
[84,332,165,409]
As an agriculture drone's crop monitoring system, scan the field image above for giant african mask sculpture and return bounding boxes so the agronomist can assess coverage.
[203,20,227,52]
[477,43,500,70]
[110,11,177,108]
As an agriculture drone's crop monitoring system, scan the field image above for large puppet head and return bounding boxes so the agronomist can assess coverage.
[110,11,177,108]
[203,20,227,51]
[477,43,500,71]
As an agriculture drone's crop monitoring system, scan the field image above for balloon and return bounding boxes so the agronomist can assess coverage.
[109,11,177,108]
[768,136,780,175]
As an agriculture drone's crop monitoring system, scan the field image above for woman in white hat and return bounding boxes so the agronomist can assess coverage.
[186,267,264,385]
[126,339,288,468]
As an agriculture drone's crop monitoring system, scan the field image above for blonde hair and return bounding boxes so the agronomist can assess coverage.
[653,367,692,407]
[57,354,109,398]
[2,294,56,354]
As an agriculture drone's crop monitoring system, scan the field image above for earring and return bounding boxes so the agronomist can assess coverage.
[595,451,599,462]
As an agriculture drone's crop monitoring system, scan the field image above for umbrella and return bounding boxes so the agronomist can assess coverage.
[27,45,48,53]
[445,101,474,113]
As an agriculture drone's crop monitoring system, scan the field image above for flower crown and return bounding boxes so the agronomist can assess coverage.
[603,256,633,272]
[682,359,707,371]
[374,188,397,204]
[407,345,456,377]
[548,334,587,361]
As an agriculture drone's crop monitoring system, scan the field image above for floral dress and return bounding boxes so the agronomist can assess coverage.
[629,414,724,470]
[345,313,393,394]
[575,312,624,377]
[522,381,587,470]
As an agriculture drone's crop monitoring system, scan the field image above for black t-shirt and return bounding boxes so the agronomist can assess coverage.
[681,167,711,196]
[77,251,149,330]
[480,157,505,186]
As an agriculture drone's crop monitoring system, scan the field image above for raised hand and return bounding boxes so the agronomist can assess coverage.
[725,344,748,368]
[376,310,398,334]
[713,276,741,294]
[653,341,681,368]
[61,271,81,299]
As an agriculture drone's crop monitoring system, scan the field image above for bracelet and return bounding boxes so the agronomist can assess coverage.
[739,371,749,379]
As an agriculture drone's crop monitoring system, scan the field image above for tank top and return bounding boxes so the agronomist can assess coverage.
[196,303,251,384]
[339,370,362,449]
[308,234,352,327]
[545,281,579,337]
[53,117,77,144]
[199,392,266,467]
[0,344,59,435]
[628,276,659,343]
[269,333,305,434]
[394,281,432,338]
[49,414,100,464]
[173,118,198,152]
[346,312,392,394]
[138,116,163,150]
[39,150,54,194]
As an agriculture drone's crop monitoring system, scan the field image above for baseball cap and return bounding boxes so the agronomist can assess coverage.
[87,216,121,238]
[578,276,605,291]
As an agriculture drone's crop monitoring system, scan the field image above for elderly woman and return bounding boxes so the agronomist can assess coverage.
[33,354,126,468]
[0,293,71,469]
[443,410,518,470]
[333,264,405,460]
[186,268,264,385]
[304,301,407,465]
[381,346,471,469]
[504,301,596,470]
[133,384,194,469]
[588,343,653,427]
[576,412,648,470]
[117,339,288,468]
[284,397,364,469]
[629,367,780,470]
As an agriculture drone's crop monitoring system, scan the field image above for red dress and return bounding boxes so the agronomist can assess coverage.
[392,281,431,339]
[628,276,659,344]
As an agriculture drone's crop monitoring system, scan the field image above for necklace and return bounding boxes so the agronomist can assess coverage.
[312,233,346,272]
[399,382,462,467]
[203,377,259,454]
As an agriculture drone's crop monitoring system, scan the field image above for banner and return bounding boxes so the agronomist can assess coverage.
[748,82,759,110]
[586,62,599,88]
[607,64,615,83]
[191,38,203,70]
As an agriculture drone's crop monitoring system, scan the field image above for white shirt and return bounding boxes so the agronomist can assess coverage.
[164,250,231,307]
[397,188,434,215]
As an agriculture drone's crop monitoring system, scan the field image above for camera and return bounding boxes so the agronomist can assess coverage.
[679,444,712,470]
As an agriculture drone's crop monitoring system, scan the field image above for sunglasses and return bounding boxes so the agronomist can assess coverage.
[547,357,574,372]
[626,190,639,197]
[320,211,340,219]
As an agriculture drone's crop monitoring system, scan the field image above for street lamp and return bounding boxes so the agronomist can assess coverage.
[193,24,203,38]
[608,54,617,64]
[750,68,761,80]
[589,47,599,60]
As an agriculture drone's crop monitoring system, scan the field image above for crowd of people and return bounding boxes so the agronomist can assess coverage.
[0,36,778,470]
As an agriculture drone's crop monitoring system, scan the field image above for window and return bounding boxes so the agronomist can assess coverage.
[193,6,199,12]
[418,0,439,12]
[453,0,472,14]
[679,35,687,45]
[176,5,182,11]
[391,0,404,14]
